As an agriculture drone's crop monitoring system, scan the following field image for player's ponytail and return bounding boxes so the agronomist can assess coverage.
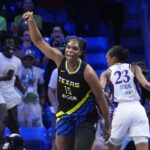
[108,45,129,62]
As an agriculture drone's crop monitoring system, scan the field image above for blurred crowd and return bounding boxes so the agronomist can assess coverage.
[0,0,125,46]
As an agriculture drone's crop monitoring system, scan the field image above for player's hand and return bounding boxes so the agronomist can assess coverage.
[4,69,14,81]
[23,11,33,21]
[103,126,111,141]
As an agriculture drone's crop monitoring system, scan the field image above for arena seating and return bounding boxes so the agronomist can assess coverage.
[84,37,109,76]
[5,127,52,150]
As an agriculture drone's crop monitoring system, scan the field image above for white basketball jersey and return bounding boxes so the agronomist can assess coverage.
[109,63,140,103]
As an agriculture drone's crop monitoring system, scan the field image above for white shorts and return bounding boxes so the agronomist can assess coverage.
[95,118,104,141]
[0,87,22,109]
[109,101,150,145]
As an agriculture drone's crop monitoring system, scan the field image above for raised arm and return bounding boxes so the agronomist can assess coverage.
[23,12,64,67]
[132,64,150,91]
[84,65,110,139]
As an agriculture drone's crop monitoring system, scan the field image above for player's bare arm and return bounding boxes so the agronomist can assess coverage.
[23,11,64,67]
[132,65,150,91]
[84,65,110,138]
[100,70,110,89]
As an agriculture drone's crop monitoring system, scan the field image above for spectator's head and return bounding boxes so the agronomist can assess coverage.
[51,26,64,45]
[2,36,17,58]
[23,0,34,12]
[106,45,129,67]
[22,49,34,67]
[21,30,31,43]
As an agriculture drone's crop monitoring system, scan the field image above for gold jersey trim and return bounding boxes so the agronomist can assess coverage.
[65,59,81,74]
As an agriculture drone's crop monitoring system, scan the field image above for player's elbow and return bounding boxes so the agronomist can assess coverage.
[144,83,150,91]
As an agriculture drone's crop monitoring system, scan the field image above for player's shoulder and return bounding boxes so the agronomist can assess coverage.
[84,63,95,75]
[13,55,22,63]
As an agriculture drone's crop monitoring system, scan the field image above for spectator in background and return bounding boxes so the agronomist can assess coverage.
[18,29,43,67]
[17,49,45,127]
[0,0,24,20]
[0,15,7,49]
[48,68,59,113]
[0,16,7,32]
[47,68,58,150]
[12,0,42,37]
[0,36,24,149]
[43,25,65,70]
[41,26,64,130]
[43,25,65,105]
